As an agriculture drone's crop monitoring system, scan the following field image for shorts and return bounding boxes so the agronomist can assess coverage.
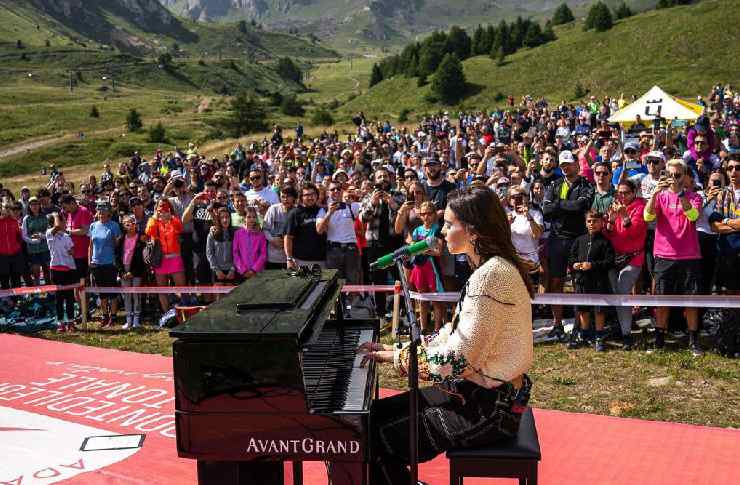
[194,252,213,284]
[654,258,702,296]
[716,252,740,292]
[644,229,656,275]
[28,251,51,266]
[74,257,89,281]
[0,253,25,276]
[90,264,118,288]
[155,254,185,276]
[546,237,575,279]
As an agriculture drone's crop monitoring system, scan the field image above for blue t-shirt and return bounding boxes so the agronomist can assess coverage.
[612,160,648,188]
[89,220,121,265]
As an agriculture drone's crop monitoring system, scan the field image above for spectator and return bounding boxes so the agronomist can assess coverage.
[207,207,237,285]
[285,183,327,269]
[233,206,267,279]
[604,180,647,350]
[263,186,297,269]
[612,141,648,191]
[317,183,362,284]
[591,162,615,214]
[568,210,615,352]
[407,201,444,332]
[644,159,703,355]
[542,150,595,339]
[360,168,402,316]
[117,215,146,329]
[0,202,23,291]
[245,169,279,208]
[46,213,76,331]
[507,186,544,288]
[697,172,724,295]
[21,197,51,285]
[709,156,739,294]
[146,199,186,313]
[182,182,217,287]
[230,192,249,227]
[88,202,122,327]
[394,181,428,240]
[60,194,93,285]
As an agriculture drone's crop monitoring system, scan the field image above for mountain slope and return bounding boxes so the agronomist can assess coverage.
[340,0,738,117]
[160,0,661,47]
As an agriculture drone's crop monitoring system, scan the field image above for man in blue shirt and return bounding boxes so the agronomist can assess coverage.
[612,140,648,189]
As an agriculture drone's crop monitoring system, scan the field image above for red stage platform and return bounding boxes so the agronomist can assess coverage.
[0,334,736,485]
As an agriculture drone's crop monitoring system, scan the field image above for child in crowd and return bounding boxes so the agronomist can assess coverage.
[117,215,146,329]
[407,201,444,332]
[568,210,615,352]
[207,207,237,286]
[232,206,267,280]
[46,213,76,331]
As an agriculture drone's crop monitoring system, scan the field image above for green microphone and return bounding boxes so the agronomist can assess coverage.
[370,236,439,270]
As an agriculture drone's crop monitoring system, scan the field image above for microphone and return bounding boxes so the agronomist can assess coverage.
[370,236,439,269]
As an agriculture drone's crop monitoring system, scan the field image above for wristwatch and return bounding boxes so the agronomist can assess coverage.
[286,257,295,263]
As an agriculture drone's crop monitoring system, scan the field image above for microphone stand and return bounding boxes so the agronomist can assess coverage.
[394,257,421,485]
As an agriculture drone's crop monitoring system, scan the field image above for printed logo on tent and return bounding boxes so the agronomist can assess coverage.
[0,406,144,484]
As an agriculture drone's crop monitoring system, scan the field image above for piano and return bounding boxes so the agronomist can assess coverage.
[170,269,379,485]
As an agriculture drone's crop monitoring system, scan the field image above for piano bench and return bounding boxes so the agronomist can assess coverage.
[446,407,541,485]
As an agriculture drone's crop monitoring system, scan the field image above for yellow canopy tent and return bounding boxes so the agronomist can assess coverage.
[609,85,704,125]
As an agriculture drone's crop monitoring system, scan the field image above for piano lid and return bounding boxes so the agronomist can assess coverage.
[169,269,339,340]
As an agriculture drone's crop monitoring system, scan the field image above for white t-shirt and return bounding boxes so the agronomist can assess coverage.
[317,202,360,244]
[509,208,544,264]
[245,186,279,207]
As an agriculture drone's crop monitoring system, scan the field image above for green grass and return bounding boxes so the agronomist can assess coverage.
[341,0,740,119]
[33,325,740,429]
[300,57,375,104]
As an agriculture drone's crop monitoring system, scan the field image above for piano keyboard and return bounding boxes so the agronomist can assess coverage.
[303,327,375,414]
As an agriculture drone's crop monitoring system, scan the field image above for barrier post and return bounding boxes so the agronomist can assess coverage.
[79,282,88,328]
[392,281,401,339]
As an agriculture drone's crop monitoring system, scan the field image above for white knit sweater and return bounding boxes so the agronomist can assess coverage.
[395,256,533,388]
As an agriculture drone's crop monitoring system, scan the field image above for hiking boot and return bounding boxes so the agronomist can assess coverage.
[648,329,665,352]
[689,341,704,357]
[548,324,566,342]
[622,334,634,351]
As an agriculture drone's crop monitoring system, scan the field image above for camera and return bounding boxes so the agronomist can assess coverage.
[373,183,385,192]
[407,191,415,203]
[659,169,667,178]
[712,179,721,188]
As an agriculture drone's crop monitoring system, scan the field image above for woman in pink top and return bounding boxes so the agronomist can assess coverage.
[232,206,267,280]
[604,179,647,350]
[575,134,596,183]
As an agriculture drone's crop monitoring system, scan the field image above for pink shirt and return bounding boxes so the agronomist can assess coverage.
[232,228,267,275]
[652,190,701,260]
[123,234,137,267]
[66,206,94,259]
[578,147,596,183]
[605,197,647,267]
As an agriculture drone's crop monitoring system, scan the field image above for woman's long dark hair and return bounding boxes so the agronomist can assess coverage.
[448,186,535,297]
[211,207,233,242]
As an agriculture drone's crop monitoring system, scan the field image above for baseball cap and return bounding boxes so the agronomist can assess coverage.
[624,141,640,152]
[95,200,112,212]
[558,150,575,165]
[645,150,665,161]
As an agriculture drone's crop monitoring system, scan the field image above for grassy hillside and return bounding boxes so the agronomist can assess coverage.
[341,0,739,118]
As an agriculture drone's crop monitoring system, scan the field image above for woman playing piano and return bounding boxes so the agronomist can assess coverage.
[359,186,534,485]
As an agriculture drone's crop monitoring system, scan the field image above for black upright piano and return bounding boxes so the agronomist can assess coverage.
[170,269,379,485]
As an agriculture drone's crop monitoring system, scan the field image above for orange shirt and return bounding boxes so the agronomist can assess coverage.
[145,216,183,255]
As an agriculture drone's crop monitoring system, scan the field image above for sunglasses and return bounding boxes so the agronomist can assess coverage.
[728,165,740,171]
[249,176,261,181]
[404,175,417,179]
[418,212,434,216]
[594,171,609,176]
[329,187,341,192]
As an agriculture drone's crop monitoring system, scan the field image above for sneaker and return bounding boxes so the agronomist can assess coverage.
[548,324,566,342]
[133,315,141,328]
[567,329,582,349]
[57,323,67,333]
[595,338,606,352]
[622,334,634,351]
[689,341,704,357]
[121,323,131,330]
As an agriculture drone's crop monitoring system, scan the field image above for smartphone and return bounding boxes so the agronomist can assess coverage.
[659,169,667,178]
[712,179,721,188]
[407,192,415,203]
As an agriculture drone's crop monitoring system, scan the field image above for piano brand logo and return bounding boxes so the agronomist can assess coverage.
[245,437,360,455]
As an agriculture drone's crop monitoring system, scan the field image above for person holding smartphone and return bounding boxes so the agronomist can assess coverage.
[696,172,725,295]
[644,159,703,355]
[316,183,362,284]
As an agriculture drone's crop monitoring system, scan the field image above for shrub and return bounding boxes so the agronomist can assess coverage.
[574,82,587,99]
[280,95,305,116]
[269,92,284,106]
[311,109,334,126]
[90,105,100,118]
[148,122,167,143]
[430,53,466,104]
[109,142,140,157]
[584,2,614,32]
[126,109,143,132]
[398,108,410,122]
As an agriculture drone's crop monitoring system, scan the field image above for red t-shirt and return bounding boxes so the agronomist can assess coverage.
[66,206,94,259]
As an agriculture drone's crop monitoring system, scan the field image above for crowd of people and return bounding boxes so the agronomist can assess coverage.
[0,84,737,355]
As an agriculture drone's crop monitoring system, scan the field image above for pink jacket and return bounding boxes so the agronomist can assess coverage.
[232,228,267,275]
[605,197,647,267]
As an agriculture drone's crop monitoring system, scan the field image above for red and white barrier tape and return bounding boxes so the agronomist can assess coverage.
[2,283,739,308]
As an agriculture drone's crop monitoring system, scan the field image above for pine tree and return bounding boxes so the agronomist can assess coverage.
[276,57,301,83]
[523,22,544,48]
[471,25,485,55]
[126,109,142,132]
[543,20,557,42]
[90,105,100,118]
[369,63,383,87]
[418,37,447,77]
[552,3,575,25]
[445,26,472,60]
[584,2,614,32]
[223,92,267,137]
[614,2,633,19]
[495,20,512,55]
[656,0,673,8]
[484,24,497,54]
[431,53,466,104]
